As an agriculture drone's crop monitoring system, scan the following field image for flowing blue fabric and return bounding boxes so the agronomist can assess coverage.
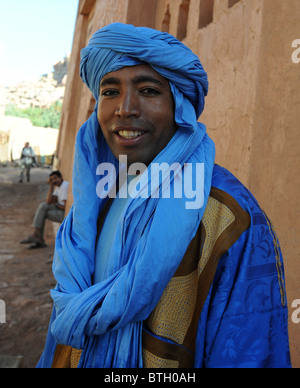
[37,23,215,368]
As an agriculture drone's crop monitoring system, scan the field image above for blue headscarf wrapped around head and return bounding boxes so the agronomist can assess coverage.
[80,23,208,118]
[38,23,215,368]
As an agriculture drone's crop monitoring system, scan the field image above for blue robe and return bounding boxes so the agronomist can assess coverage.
[37,164,291,368]
[193,164,291,367]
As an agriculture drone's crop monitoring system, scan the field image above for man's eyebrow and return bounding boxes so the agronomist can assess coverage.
[100,74,165,88]
[100,77,121,88]
[132,74,165,86]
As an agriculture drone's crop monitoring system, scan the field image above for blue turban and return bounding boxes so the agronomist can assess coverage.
[38,23,215,368]
[80,23,208,118]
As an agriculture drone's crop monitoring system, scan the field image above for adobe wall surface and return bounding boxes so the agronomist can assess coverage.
[187,0,263,187]
[250,0,300,364]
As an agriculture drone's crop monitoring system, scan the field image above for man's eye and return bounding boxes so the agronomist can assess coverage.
[101,89,119,97]
[140,88,161,95]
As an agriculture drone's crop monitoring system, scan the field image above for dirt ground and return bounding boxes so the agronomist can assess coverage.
[0,166,57,368]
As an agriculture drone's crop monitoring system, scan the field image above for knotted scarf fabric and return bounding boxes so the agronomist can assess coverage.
[38,23,215,368]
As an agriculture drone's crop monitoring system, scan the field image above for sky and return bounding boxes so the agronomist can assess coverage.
[0,0,79,86]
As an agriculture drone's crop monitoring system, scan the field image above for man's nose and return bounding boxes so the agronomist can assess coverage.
[115,90,140,118]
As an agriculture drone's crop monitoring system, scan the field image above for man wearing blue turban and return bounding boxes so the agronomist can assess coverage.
[37,23,291,368]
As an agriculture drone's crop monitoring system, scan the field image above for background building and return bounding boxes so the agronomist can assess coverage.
[0,116,58,165]
[55,0,300,366]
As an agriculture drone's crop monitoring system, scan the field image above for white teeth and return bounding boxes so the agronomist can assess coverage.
[118,130,144,139]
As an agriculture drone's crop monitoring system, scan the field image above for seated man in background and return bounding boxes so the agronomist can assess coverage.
[20,170,69,249]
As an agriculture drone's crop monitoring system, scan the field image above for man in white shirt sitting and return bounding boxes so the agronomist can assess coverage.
[20,170,69,249]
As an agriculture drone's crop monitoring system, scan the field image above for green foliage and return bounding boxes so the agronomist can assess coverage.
[5,101,62,129]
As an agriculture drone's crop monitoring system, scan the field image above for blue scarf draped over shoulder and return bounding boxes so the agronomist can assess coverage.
[38,23,215,368]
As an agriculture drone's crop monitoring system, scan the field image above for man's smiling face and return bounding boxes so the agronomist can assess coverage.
[97,64,177,167]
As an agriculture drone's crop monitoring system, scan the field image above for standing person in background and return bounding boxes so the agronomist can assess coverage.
[19,142,36,183]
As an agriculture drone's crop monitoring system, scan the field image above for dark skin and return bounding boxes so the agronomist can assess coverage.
[46,174,66,211]
[97,64,177,168]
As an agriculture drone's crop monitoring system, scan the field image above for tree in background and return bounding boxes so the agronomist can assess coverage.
[5,101,62,129]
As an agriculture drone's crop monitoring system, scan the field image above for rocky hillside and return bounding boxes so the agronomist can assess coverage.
[4,55,69,110]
